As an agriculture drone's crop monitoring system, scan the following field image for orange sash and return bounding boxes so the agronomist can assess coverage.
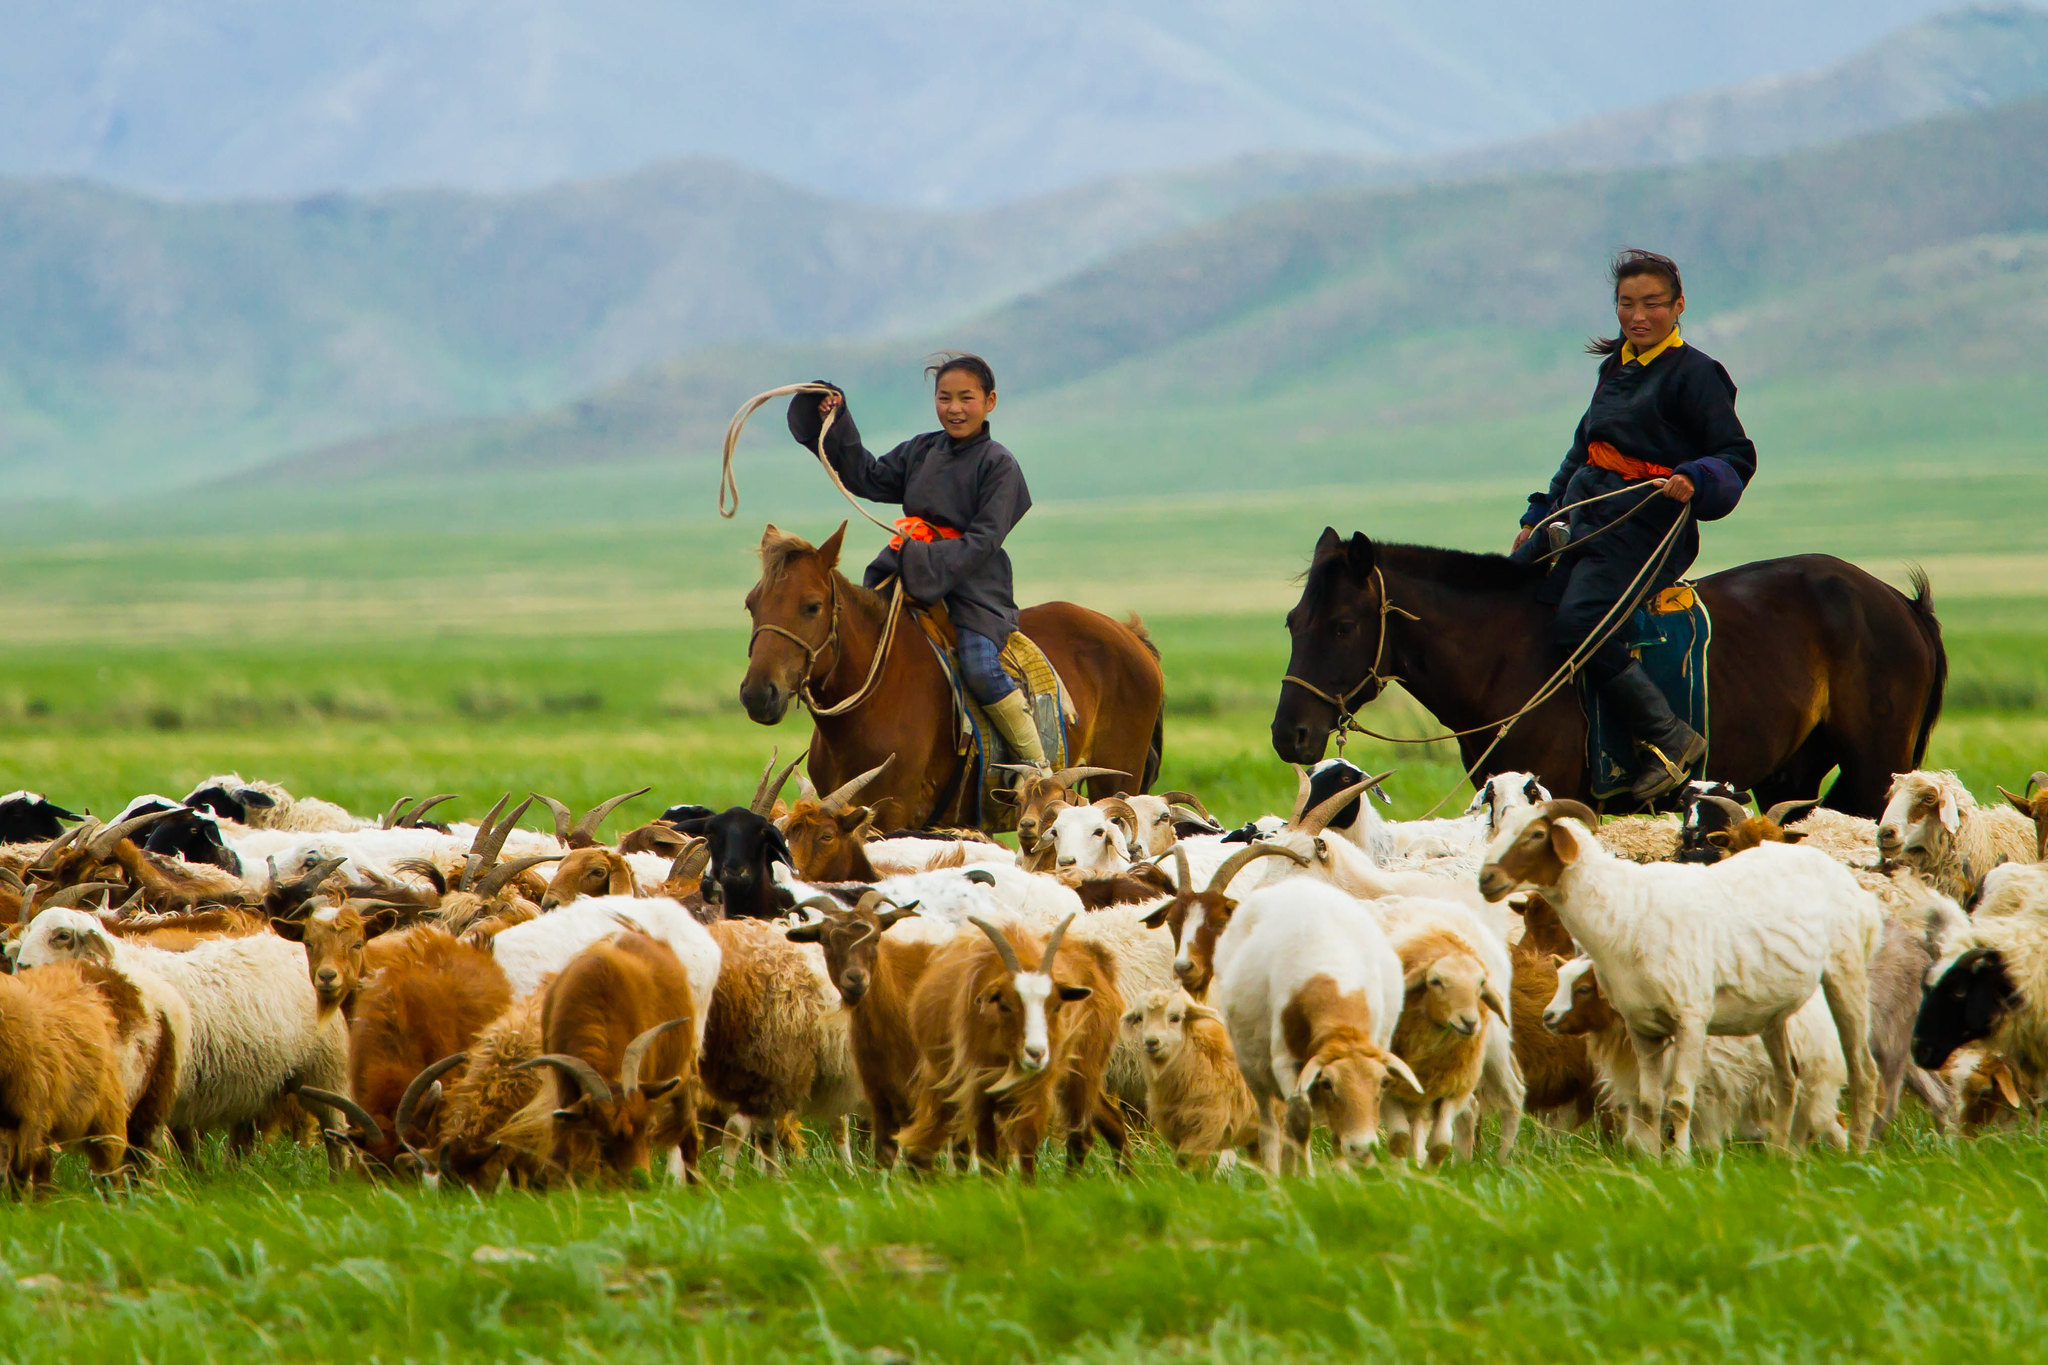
[890,516,963,551]
[1586,441,1673,481]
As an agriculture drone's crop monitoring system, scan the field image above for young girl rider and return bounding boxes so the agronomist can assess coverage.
[1514,249,1757,804]
[786,354,1046,768]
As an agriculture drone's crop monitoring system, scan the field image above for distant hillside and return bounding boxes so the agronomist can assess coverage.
[265,95,2048,493]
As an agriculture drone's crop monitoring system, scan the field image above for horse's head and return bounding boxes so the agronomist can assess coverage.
[742,522,847,724]
[1272,527,1387,764]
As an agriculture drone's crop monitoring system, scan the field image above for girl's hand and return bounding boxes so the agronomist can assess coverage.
[818,390,842,417]
[1658,474,1695,503]
[1512,526,1534,552]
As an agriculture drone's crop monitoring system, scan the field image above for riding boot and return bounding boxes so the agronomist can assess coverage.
[985,690,1047,768]
[1599,662,1707,804]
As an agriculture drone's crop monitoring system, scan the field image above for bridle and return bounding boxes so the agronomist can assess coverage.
[748,575,907,718]
[1280,565,1418,754]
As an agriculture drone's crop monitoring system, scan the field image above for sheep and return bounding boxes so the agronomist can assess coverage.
[0,962,135,1190]
[1544,957,1848,1152]
[1879,770,2038,901]
[1038,797,1142,877]
[1593,814,1684,864]
[1210,878,1423,1175]
[15,908,351,1153]
[183,775,367,833]
[1995,771,2048,862]
[0,792,81,846]
[1782,807,1883,868]
[1912,883,2048,1088]
[899,914,1125,1178]
[1120,988,1258,1170]
[1481,800,1885,1156]
[490,895,721,1045]
[1383,923,1505,1166]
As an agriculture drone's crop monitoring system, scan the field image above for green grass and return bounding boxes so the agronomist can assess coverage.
[2,1128,2044,1361]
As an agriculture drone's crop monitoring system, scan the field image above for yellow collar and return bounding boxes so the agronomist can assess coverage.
[1621,333,1684,366]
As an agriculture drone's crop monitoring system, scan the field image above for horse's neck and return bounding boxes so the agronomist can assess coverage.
[1382,569,1555,733]
[812,573,924,711]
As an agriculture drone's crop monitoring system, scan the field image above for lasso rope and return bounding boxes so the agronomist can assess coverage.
[720,383,899,537]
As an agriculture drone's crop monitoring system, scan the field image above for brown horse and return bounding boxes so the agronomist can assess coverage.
[740,524,1166,829]
[1272,530,1946,816]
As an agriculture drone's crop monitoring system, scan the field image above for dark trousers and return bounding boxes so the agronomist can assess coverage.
[1544,544,1687,687]
[957,628,1017,704]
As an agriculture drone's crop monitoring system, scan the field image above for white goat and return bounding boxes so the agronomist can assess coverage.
[1480,800,1884,1156]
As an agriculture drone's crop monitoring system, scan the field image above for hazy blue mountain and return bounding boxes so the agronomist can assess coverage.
[0,0,1977,207]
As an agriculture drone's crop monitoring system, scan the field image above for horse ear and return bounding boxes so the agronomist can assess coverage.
[818,521,849,573]
[1344,532,1376,583]
[1313,526,1343,561]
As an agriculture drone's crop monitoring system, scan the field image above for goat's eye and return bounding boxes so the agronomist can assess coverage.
[1167,1013,1182,1023]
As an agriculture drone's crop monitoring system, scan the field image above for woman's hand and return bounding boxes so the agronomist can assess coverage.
[1512,526,1534,552]
[1658,474,1695,503]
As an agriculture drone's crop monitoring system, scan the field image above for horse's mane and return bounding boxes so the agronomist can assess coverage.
[1301,539,1544,615]
[758,529,887,615]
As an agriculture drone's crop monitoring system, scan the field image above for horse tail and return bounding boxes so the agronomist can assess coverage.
[1903,564,1946,769]
[1124,613,1164,790]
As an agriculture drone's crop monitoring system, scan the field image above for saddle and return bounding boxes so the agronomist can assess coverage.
[1581,585,1712,803]
[912,604,1075,832]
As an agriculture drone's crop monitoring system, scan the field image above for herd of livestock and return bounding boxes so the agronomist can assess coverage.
[0,754,2045,1191]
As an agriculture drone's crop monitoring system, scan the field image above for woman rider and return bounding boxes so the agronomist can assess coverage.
[1514,249,1757,804]
[786,353,1049,769]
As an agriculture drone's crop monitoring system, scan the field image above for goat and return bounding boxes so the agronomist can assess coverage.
[1507,938,1598,1133]
[529,788,651,851]
[1482,800,1884,1157]
[1383,923,1505,1166]
[0,962,135,1189]
[1121,987,1258,1169]
[1121,792,1223,858]
[491,895,720,1036]
[1996,771,2048,862]
[270,900,409,1018]
[899,915,1124,1178]
[1879,770,2038,900]
[780,759,895,883]
[1139,842,1313,998]
[994,765,1128,856]
[676,756,799,920]
[1040,798,1140,877]
[1680,795,1822,863]
[431,992,550,1189]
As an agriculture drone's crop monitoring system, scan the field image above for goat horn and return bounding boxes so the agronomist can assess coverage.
[394,857,448,896]
[620,1018,690,1094]
[1095,797,1139,837]
[1051,766,1128,789]
[1763,797,1821,827]
[572,788,651,846]
[394,1052,468,1142]
[1294,780,1376,836]
[295,1087,384,1143]
[87,806,181,858]
[1699,795,1752,825]
[17,883,37,922]
[28,822,88,873]
[966,915,1026,976]
[792,893,850,919]
[2031,771,2048,798]
[1040,913,1077,972]
[400,794,458,828]
[818,756,894,814]
[1379,1050,1426,1097]
[1289,766,1314,823]
[0,867,20,894]
[1207,842,1309,895]
[465,796,512,860]
[750,749,800,816]
[473,854,561,900]
[468,797,535,880]
[514,1053,613,1106]
[45,882,126,910]
[796,775,820,803]
[380,796,417,829]
[530,793,575,844]
[1157,791,1216,824]
[668,839,710,883]
[114,887,145,917]
[1170,844,1192,897]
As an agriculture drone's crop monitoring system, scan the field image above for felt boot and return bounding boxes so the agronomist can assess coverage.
[1600,662,1707,804]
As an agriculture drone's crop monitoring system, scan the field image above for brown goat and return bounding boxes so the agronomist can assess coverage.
[782,758,894,883]
[1121,987,1258,1169]
[342,927,513,1173]
[1507,941,1599,1131]
[1692,795,1822,861]
[1140,843,1311,998]
[431,992,550,1189]
[899,915,1125,1178]
[0,962,133,1190]
[511,932,699,1186]
[1997,771,2048,862]
[785,892,932,1164]
[1384,926,1501,1166]
[540,847,639,909]
[271,901,411,1018]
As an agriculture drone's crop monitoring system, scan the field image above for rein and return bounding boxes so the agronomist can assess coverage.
[748,575,908,719]
[1284,485,1693,815]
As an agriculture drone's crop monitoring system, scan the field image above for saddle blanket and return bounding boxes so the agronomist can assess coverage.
[1581,585,1711,804]
[913,614,1074,831]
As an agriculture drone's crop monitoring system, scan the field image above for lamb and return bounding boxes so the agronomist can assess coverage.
[1879,770,2038,900]
[1120,988,1258,1170]
[0,962,135,1190]
[1383,923,1505,1166]
[1481,800,1885,1156]
[16,908,351,1151]
[1544,957,1848,1152]
[1210,878,1422,1174]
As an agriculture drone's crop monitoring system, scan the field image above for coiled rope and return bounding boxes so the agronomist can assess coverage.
[720,383,899,537]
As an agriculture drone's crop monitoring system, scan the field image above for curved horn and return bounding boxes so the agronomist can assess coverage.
[460,797,535,890]
[818,756,895,814]
[1295,1060,1322,1096]
[0,867,20,893]
[572,788,651,846]
[393,857,447,896]
[296,1086,384,1142]
[1379,1050,1425,1097]
[513,1053,613,1106]
[1095,797,1139,840]
[750,750,801,816]
[1040,912,1077,971]
[402,793,459,828]
[87,806,181,857]
[380,795,417,830]
[1697,794,1752,826]
[1206,842,1310,895]
[45,881,126,910]
[668,839,710,883]
[465,795,512,859]
[792,893,851,919]
[1295,780,1375,837]
[394,1052,468,1140]
[1170,845,1192,896]
[1289,766,1314,823]
[28,822,88,873]
[1157,791,1216,825]
[473,854,562,900]
[620,1018,690,1094]
[1762,797,1822,827]
[966,915,1025,976]
[529,793,575,844]
[1050,766,1129,790]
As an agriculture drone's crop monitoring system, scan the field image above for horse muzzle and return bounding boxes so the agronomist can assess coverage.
[739,677,793,725]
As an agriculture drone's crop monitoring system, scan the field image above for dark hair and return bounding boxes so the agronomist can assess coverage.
[926,351,996,394]
[1585,249,1684,357]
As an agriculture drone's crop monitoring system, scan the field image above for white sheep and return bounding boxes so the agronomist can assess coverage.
[1879,770,2038,899]
[1480,800,1885,1156]
[15,908,349,1143]
[183,774,367,832]
[1040,799,1137,877]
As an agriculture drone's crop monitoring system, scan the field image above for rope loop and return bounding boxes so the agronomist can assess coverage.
[720,383,899,537]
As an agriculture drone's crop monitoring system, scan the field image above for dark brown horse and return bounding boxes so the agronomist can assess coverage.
[741,523,1166,829]
[1272,530,1946,816]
